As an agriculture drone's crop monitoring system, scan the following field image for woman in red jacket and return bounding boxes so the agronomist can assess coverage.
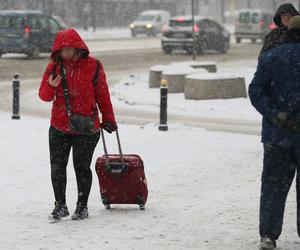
[39,29,117,221]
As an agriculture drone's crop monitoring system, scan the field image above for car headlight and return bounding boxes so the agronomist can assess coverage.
[146,23,153,29]
[130,24,135,29]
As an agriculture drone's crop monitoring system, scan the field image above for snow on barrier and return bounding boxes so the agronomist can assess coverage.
[161,65,207,93]
[149,61,216,89]
[184,73,247,100]
[173,61,217,73]
[149,65,170,88]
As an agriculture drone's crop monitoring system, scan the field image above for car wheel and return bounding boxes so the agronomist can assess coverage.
[236,37,241,44]
[197,40,208,55]
[162,46,172,55]
[251,38,256,44]
[220,40,230,54]
[151,28,157,37]
[131,30,137,37]
[27,46,40,59]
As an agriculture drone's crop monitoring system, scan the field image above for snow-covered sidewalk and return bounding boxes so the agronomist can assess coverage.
[0,112,298,250]
[111,60,261,123]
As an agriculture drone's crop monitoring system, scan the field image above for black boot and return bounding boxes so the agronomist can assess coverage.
[260,237,277,249]
[71,203,89,220]
[49,201,69,221]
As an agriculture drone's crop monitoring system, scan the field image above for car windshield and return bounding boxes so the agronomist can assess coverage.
[136,15,155,21]
[0,15,24,30]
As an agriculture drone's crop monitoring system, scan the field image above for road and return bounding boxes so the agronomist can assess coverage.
[0,37,260,81]
[0,37,262,135]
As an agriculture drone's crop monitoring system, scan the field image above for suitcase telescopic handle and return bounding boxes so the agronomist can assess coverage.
[100,127,125,167]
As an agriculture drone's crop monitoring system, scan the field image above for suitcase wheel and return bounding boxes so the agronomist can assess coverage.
[137,195,146,211]
[101,196,111,209]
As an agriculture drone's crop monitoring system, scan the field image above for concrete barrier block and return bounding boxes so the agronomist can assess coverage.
[184,73,247,100]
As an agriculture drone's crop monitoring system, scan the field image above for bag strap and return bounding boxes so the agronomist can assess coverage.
[59,60,101,118]
[93,60,101,87]
[52,63,57,78]
[100,128,125,167]
[59,63,72,117]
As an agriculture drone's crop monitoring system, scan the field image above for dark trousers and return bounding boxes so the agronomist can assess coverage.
[260,144,300,239]
[49,126,100,206]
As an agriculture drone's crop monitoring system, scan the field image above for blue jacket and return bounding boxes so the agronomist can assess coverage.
[249,42,300,146]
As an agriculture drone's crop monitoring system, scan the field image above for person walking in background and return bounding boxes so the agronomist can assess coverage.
[249,16,300,249]
[260,3,298,55]
[39,28,117,221]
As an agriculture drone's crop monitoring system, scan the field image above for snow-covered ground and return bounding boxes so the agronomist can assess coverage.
[77,27,132,41]
[0,112,299,250]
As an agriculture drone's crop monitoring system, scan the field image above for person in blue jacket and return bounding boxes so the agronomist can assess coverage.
[249,15,300,250]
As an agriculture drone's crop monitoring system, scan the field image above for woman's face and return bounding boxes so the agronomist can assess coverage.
[61,48,76,61]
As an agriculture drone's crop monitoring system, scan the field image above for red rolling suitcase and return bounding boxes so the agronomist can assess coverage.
[95,128,148,210]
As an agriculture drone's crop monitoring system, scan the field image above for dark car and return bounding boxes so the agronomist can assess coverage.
[161,16,230,55]
[0,10,65,58]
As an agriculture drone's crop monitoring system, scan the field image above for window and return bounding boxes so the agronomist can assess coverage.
[0,16,24,30]
[136,15,155,21]
[206,21,218,33]
[49,19,60,33]
[169,20,193,27]
[252,13,260,24]
[200,21,207,31]
[27,16,39,29]
[39,16,48,30]
[239,12,250,23]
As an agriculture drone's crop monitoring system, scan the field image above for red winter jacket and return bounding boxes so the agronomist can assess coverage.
[39,29,115,133]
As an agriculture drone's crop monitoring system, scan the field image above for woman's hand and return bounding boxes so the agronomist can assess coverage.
[48,74,62,88]
[101,122,118,134]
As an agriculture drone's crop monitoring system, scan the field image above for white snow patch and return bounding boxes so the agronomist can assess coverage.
[186,72,242,80]
[77,27,132,41]
[111,64,260,122]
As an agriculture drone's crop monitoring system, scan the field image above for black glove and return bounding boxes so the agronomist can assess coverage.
[285,118,300,132]
[272,112,300,132]
[272,112,290,128]
[101,122,118,134]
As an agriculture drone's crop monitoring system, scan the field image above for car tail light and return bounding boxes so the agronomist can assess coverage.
[24,26,30,39]
[162,24,169,33]
[269,22,277,30]
[259,20,265,28]
[194,24,199,33]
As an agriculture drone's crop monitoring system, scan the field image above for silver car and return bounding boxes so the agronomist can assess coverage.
[235,9,274,44]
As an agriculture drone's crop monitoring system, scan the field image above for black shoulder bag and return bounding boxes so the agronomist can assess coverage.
[59,60,101,135]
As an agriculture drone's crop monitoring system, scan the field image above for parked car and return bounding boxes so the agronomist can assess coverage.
[129,10,170,37]
[235,9,274,43]
[0,10,65,58]
[161,16,230,55]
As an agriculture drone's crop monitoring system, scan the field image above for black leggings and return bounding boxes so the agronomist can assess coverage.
[49,126,100,206]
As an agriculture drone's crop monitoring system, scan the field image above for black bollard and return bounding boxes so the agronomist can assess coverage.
[159,79,168,131]
[12,74,20,120]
